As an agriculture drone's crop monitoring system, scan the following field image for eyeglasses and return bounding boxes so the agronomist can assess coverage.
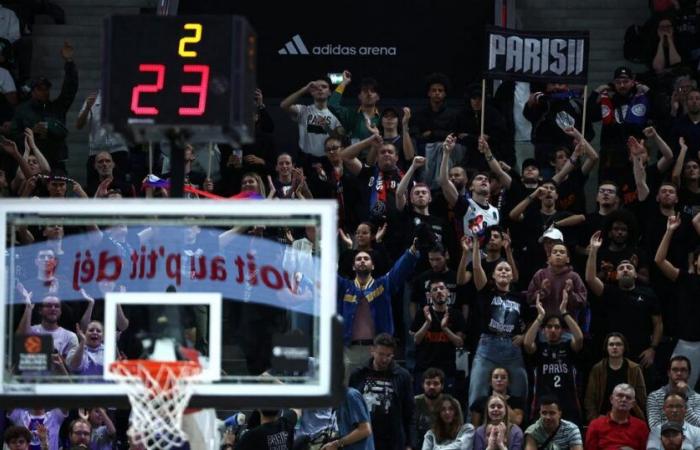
[598,188,616,194]
[325,145,342,152]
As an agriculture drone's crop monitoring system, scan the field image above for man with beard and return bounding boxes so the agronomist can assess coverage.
[585,383,648,450]
[412,368,445,450]
[587,66,651,180]
[586,231,663,379]
[338,240,419,374]
[410,279,466,393]
[410,244,464,320]
[341,135,404,225]
[594,209,649,285]
[648,356,700,428]
[648,394,700,450]
[349,333,414,450]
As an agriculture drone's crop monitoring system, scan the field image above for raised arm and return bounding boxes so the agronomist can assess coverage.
[561,288,584,351]
[472,237,487,291]
[503,231,519,282]
[340,133,381,175]
[78,288,95,331]
[75,92,97,129]
[67,325,86,371]
[654,214,681,281]
[395,156,425,211]
[15,285,33,336]
[479,135,512,189]
[585,231,605,297]
[643,126,674,173]
[280,81,314,117]
[401,107,415,161]
[523,295,544,354]
[627,137,650,201]
[25,129,50,173]
[671,137,688,187]
[456,236,473,285]
[509,186,545,222]
[438,134,459,207]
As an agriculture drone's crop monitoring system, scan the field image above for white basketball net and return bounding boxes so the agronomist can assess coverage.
[110,361,201,450]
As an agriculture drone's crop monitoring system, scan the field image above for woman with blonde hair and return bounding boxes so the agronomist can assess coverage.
[473,395,524,450]
[422,394,475,450]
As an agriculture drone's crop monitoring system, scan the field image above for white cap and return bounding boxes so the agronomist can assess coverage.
[538,226,564,244]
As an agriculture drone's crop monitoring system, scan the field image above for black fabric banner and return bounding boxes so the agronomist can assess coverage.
[483,26,589,84]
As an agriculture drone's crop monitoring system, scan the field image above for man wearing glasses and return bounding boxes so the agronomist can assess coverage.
[648,356,700,428]
[585,383,648,450]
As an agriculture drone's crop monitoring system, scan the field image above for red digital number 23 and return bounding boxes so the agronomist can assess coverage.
[130,64,210,117]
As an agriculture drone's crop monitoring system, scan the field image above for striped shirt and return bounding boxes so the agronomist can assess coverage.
[647,386,700,428]
[525,418,582,449]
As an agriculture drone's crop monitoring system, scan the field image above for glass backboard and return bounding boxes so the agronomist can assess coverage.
[0,198,342,408]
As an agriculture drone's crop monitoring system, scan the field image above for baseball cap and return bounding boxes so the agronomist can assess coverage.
[613,66,634,80]
[538,226,564,244]
[30,77,52,89]
[661,421,684,435]
[522,158,540,172]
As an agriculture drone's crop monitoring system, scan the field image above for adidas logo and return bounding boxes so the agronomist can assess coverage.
[278,34,309,55]
[278,34,398,57]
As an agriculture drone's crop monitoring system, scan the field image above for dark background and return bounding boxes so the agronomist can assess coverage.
[179,0,495,100]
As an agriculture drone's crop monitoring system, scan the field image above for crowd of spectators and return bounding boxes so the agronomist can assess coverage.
[5,2,700,449]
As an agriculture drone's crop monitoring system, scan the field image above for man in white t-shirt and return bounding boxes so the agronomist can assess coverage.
[16,293,78,358]
[280,78,341,161]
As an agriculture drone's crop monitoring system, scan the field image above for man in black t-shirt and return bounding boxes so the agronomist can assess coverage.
[586,231,663,383]
[410,244,464,320]
[655,213,700,389]
[235,408,299,450]
[595,209,649,285]
[410,279,466,393]
[524,291,584,425]
[349,333,414,450]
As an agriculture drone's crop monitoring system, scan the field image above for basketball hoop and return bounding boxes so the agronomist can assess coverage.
[110,359,201,450]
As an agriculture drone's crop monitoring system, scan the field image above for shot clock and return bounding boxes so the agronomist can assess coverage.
[101,15,256,144]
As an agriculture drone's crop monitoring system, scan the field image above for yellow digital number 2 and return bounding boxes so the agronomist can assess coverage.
[179,23,202,57]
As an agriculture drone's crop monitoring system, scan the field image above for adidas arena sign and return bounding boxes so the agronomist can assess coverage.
[279,34,397,56]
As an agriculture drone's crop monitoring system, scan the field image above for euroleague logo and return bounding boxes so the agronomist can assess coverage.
[24,336,42,353]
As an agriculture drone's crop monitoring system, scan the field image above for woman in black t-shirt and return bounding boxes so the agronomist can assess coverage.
[467,237,530,414]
